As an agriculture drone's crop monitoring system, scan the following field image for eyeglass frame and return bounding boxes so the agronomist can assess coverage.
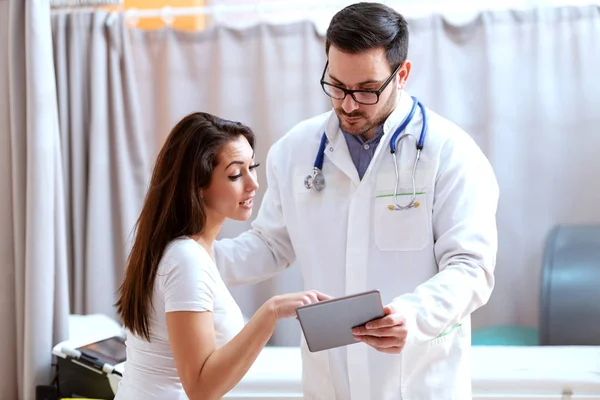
[319,61,403,105]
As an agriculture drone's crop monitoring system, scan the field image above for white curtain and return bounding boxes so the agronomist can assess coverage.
[0,1,70,399]
[51,10,148,319]
[405,5,600,328]
[125,5,600,343]
[206,0,600,33]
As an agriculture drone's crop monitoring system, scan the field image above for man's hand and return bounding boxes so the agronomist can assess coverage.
[351,304,407,354]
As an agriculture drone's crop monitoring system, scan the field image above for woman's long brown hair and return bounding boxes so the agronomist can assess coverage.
[115,112,255,341]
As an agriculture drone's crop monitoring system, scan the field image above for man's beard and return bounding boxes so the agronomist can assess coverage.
[335,88,398,138]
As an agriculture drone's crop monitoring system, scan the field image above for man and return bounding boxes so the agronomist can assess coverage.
[215,2,498,399]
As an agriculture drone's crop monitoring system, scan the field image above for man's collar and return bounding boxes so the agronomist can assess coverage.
[342,124,385,145]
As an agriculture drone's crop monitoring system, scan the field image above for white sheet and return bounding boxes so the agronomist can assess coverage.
[471,346,600,399]
[225,346,600,399]
[226,347,303,399]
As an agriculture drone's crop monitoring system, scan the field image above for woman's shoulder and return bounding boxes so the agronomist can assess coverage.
[159,237,215,274]
[156,237,221,310]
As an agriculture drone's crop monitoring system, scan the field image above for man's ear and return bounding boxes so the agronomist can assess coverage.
[397,60,412,89]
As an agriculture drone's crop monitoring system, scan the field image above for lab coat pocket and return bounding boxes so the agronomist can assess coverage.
[373,192,430,252]
[401,325,471,400]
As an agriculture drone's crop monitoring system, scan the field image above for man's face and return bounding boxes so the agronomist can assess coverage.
[324,46,410,140]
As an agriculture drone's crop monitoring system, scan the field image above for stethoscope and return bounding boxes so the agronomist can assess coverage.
[304,96,427,210]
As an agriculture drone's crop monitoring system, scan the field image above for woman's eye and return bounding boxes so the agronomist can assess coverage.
[228,164,259,181]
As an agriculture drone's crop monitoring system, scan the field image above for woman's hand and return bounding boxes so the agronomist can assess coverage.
[266,290,332,320]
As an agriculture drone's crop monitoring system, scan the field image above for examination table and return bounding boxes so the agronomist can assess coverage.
[224,345,600,400]
[54,314,600,400]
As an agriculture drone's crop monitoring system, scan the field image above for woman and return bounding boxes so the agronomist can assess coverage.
[114,112,327,400]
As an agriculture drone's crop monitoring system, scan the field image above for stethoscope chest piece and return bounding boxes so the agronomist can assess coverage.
[305,168,325,192]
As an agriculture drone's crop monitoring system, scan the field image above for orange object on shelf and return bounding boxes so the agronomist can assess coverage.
[123,0,207,30]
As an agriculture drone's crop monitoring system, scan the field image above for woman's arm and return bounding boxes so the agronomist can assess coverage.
[166,290,327,400]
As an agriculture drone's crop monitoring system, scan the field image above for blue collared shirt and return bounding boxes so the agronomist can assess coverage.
[342,124,385,180]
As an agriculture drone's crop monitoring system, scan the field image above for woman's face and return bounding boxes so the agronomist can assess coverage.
[202,135,259,223]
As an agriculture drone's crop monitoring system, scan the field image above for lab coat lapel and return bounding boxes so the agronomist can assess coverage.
[323,113,361,187]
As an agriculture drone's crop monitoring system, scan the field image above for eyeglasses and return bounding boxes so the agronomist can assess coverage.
[320,61,402,105]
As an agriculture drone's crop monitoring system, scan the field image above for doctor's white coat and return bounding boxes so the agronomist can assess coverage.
[215,92,499,400]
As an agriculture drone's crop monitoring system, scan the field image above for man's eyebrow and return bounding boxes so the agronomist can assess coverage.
[328,73,382,86]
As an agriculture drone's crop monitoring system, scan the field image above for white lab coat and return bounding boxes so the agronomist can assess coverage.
[214,91,499,400]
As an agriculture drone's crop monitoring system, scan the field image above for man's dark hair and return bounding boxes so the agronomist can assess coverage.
[325,2,409,70]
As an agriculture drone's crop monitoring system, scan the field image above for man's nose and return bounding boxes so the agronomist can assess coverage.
[341,94,359,114]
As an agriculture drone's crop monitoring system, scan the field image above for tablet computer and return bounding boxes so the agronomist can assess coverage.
[295,289,385,352]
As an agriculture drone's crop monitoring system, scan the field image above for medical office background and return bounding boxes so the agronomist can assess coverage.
[1,0,600,398]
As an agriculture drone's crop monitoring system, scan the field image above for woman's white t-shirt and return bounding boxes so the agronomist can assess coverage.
[115,237,245,400]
